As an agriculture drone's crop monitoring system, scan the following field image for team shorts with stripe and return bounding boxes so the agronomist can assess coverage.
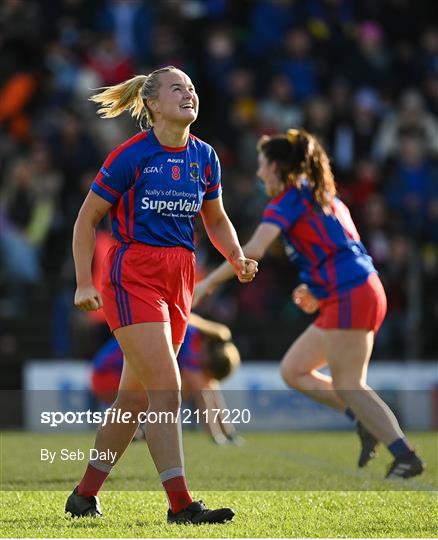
[314,272,387,334]
[101,242,196,344]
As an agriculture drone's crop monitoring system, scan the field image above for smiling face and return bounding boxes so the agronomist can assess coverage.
[147,69,199,127]
[256,151,284,197]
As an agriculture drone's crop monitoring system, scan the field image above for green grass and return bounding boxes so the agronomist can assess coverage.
[1,431,437,537]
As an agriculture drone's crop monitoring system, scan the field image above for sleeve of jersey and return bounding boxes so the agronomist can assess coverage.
[262,190,305,232]
[91,147,134,204]
[203,149,222,201]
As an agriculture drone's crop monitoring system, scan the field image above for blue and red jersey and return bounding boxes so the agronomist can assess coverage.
[177,324,202,372]
[92,336,123,375]
[262,183,376,298]
[91,325,202,379]
[91,129,222,251]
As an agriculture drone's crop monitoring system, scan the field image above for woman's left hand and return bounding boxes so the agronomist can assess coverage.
[292,284,320,314]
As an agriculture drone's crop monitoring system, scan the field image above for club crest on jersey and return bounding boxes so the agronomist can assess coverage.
[189,162,199,182]
[143,164,164,174]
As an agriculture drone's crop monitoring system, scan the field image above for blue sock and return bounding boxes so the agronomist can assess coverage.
[388,437,412,458]
[345,407,356,422]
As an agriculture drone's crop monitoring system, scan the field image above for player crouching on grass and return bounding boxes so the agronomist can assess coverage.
[178,313,243,446]
[89,312,243,445]
[194,128,425,480]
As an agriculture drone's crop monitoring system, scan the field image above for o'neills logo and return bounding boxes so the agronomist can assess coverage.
[141,197,201,214]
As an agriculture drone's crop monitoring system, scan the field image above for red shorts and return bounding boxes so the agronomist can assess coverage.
[101,242,196,344]
[314,273,387,334]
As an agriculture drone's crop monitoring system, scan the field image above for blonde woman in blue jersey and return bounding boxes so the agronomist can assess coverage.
[195,129,424,480]
[66,66,258,524]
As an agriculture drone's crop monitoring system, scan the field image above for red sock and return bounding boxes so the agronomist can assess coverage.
[162,475,193,513]
[77,462,111,497]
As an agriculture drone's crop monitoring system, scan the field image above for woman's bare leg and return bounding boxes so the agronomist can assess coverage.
[324,329,405,445]
[114,322,184,472]
[280,324,345,411]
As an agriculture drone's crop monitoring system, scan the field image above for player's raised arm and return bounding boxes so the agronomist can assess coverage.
[72,191,111,311]
[193,221,280,306]
[200,196,258,283]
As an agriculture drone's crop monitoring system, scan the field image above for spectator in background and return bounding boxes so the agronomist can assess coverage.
[0,155,58,269]
[0,159,41,282]
[302,95,332,148]
[378,235,412,358]
[0,154,57,313]
[346,159,380,211]
[247,0,300,60]
[86,33,134,86]
[200,26,238,141]
[0,0,42,74]
[376,90,438,162]
[278,28,320,103]
[360,193,391,269]
[47,111,101,217]
[341,21,394,94]
[422,71,438,117]
[203,26,237,96]
[419,27,438,79]
[304,0,355,46]
[384,133,438,241]
[258,74,303,133]
[331,87,381,181]
[226,67,259,171]
[95,0,153,64]
[42,0,97,33]
[148,23,187,71]
[45,40,81,108]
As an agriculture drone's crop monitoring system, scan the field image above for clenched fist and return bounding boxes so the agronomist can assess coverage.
[74,285,103,311]
[292,284,320,314]
[233,257,258,283]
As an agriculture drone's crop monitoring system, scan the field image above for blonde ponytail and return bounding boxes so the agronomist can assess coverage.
[90,75,147,120]
[89,66,178,128]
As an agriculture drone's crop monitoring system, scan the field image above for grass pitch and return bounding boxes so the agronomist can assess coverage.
[1,431,437,537]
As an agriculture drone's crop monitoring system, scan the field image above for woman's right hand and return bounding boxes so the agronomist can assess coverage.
[192,278,215,307]
[74,285,103,311]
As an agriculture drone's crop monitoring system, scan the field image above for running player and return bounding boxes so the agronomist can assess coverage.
[66,66,258,524]
[194,128,424,479]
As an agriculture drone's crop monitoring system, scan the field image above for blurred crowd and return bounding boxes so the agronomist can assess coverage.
[0,0,437,361]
